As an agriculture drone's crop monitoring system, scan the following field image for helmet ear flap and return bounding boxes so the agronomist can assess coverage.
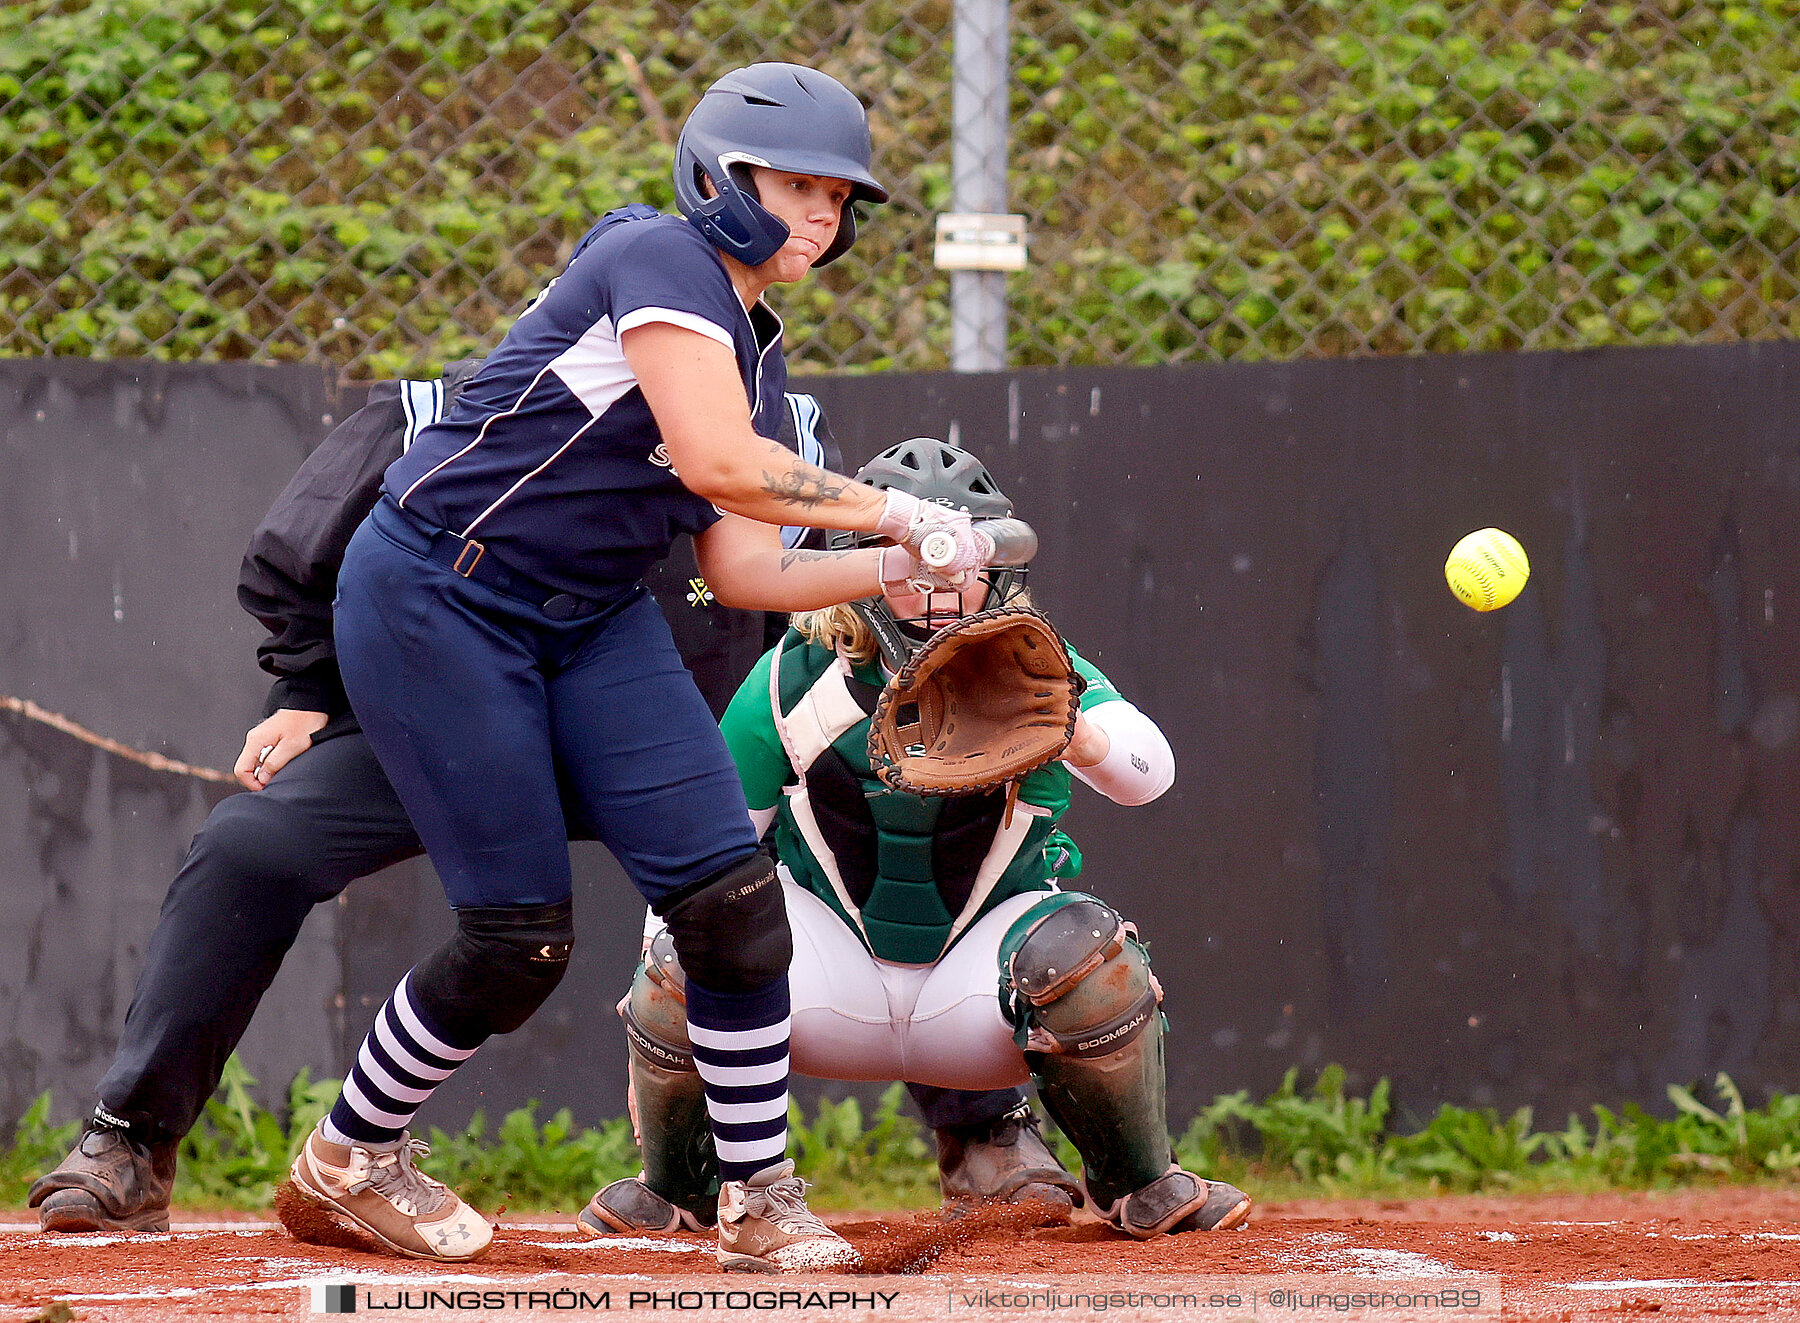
[679,157,789,264]
[815,202,858,266]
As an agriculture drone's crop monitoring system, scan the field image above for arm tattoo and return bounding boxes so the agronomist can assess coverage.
[761,459,851,508]
[779,548,846,569]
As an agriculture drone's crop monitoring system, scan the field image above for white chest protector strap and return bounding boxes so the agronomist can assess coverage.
[767,640,1051,959]
[768,640,869,931]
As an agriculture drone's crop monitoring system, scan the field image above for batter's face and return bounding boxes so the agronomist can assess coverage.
[749,167,850,281]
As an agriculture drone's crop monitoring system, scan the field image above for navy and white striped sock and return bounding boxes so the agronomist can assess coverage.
[325,972,482,1146]
[684,975,792,1183]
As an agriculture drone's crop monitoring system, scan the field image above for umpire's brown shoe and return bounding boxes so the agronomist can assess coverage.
[288,1125,491,1261]
[716,1160,859,1272]
[30,1119,177,1233]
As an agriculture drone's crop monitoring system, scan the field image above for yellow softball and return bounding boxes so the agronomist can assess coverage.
[1445,527,1530,612]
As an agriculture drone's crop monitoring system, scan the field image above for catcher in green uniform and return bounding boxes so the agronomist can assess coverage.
[580,439,1252,1240]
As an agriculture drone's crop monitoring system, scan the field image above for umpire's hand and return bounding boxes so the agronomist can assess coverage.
[234,708,330,791]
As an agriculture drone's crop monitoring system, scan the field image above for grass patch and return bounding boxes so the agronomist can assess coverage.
[6,1062,1799,1214]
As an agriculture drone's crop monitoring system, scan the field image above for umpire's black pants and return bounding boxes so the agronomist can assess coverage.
[97,730,423,1141]
[96,729,1023,1143]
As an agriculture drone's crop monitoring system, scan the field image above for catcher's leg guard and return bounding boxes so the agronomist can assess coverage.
[1001,893,1251,1237]
[583,929,717,1232]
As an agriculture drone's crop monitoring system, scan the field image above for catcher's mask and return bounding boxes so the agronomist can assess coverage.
[674,63,888,268]
[832,437,1029,667]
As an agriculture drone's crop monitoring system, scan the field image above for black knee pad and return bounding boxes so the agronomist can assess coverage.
[653,853,789,996]
[409,898,574,1042]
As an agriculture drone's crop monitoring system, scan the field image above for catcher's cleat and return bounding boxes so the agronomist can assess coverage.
[1084,1166,1252,1239]
[29,1117,177,1233]
[936,1103,1079,1224]
[578,1176,716,1236]
[288,1125,492,1261]
[715,1160,860,1273]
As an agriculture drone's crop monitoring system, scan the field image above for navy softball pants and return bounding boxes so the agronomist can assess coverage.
[332,499,758,910]
[94,726,1024,1143]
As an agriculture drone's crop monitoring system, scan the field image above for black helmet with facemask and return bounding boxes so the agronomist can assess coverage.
[834,438,1028,668]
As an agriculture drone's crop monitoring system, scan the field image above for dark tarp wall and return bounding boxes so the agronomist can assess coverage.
[3,341,1798,1143]
[801,340,1800,1123]
[1,361,363,1135]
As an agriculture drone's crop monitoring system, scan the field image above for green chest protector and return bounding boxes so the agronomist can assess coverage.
[767,633,1062,963]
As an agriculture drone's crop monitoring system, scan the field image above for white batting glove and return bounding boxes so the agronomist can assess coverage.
[876,544,970,596]
[874,491,991,574]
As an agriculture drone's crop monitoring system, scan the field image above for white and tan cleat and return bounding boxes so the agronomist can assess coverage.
[716,1160,859,1273]
[288,1125,492,1262]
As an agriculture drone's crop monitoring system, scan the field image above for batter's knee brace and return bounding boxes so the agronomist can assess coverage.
[1000,894,1162,1058]
[652,852,790,996]
[409,898,575,1043]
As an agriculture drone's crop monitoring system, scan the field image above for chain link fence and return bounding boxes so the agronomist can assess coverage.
[3,0,1796,377]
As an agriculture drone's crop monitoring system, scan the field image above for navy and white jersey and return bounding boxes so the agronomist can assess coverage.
[384,207,788,598]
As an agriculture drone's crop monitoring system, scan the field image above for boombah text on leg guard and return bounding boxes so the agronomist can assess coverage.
[999,892,1252,1237]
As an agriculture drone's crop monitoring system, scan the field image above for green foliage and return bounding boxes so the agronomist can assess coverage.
[0,1094,81,1203]
[787,1083,938,1210]
[420,1104,642,1211]
[7,1064,1800,1212]
[2,0,1796,373]
[172,1057,315,1205]
[1163,1068,1800,1199]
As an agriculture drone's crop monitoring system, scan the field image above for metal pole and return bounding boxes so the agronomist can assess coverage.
[950,0,1010,372]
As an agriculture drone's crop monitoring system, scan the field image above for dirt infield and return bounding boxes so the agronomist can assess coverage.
[5,1186,1799,1321]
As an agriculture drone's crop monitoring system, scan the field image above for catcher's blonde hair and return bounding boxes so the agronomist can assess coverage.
[791,585,1033,667]
[791,603,879,664]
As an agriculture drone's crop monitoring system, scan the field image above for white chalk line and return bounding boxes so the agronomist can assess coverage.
[0,1220,623,1238]
[1562,1280,1800,1291]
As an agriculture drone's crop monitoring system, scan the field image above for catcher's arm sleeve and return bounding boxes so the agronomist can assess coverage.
[1066,700,1175,806]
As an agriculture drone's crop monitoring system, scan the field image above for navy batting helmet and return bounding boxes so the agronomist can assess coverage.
[674,63,888,268]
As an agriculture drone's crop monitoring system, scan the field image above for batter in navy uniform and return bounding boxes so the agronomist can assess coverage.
[290,63,996,1273]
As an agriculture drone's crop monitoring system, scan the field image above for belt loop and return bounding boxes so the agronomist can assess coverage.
[451,539,486,577]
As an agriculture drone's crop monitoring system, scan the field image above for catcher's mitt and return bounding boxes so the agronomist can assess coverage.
[868,605,1082,796]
